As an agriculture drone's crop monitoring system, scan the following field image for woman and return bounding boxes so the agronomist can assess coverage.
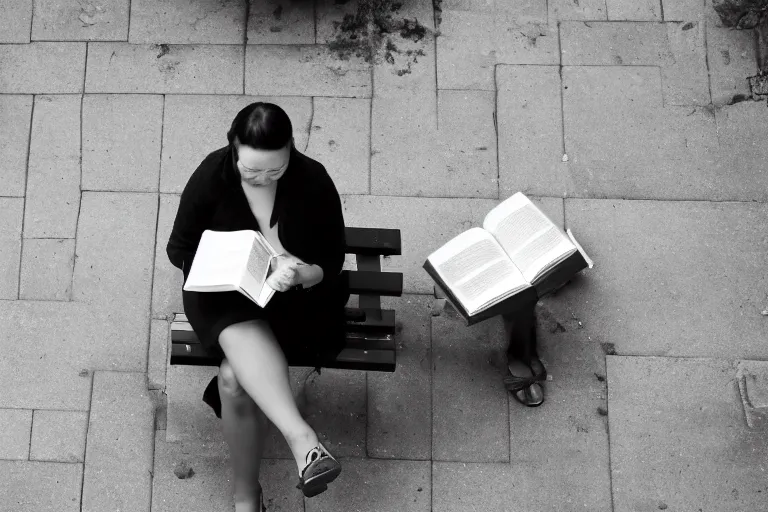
[166,102,347,511]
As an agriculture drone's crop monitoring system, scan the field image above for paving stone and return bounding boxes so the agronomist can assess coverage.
[562,66,757,200]
[85,43,243,94]
[24,95,81,238]
[497,65,565,198]
[30,410,88,463]
[129,0,245,44]
[305,97,370,195]
[0,198,23,300]
[608,356,768,511]
[0,408,32,459]
[82,94,163,192]
[606,0,661,20]
[31,0,129,41]
[0,95,33,197]
[82,371,154,512]
[506,306,612,510]
[246,45,371,97]
[149,389,168,431]
[431,313,509,462]
[555,199,768,359]
[247,0,314,44]
[165,364,224,445]
[436,10,558,90]
[19,238,75,301]
[706,22,757,104]
[315,0,359,43]
[160,95,312,194]
[737,360,768,430]
[715,101,768,195]
[148,319,169,391]
[0,42,85,93]
[367,295,432,459]
[662,0,706,20]
[305,459,430,512]
[441,0,548,17]
[152,194,183,319]
[662,20,710,105]
[342,195,562,294]
[433,460,610,511]
[548,0,608,20]
[73,192,157,306]
[0,0,32,43]
[0,460,82,512]
[302,368,367,457]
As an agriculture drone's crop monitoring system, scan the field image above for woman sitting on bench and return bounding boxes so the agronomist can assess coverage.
[166,102,346,511]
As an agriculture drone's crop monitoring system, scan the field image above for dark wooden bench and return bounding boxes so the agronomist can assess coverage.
[170,227,403,372]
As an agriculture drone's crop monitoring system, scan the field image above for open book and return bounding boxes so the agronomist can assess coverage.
[423,193,593,323]
[183,230,279,307]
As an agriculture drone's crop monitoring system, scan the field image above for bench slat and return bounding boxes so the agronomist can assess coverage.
[343,270,403,297]
[344,227,401,256]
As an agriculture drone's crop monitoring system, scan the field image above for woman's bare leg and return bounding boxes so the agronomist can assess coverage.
[217,319,320,473]
[218,359,270,512]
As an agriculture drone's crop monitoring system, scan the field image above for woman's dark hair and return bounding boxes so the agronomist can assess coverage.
[227,102,293,150]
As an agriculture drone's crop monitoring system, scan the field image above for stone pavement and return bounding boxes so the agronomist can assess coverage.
[1,0,767,510]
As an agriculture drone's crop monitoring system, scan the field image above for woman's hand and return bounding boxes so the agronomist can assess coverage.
[266,254,306,292]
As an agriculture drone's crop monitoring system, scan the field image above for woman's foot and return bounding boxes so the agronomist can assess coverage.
[296,442,341,498]
[505,358,545,407]
[286,429,320,473]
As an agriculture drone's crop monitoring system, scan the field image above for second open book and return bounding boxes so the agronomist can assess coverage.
[423,193,593,323]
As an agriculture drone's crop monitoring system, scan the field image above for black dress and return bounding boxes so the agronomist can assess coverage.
[166,144,348,417]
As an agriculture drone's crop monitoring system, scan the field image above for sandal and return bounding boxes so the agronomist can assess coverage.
[296,442,341,498]
[529,355,548,382]
[505,359,545,407]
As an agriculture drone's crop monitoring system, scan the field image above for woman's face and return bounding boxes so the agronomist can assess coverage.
[234,137,292,187]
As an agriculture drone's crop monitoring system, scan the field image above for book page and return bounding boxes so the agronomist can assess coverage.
[183,230,254,291]
[482,193,575,284]
[427,228,529,314]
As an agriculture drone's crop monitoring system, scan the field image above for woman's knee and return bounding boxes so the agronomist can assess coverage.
[219,359,244,397]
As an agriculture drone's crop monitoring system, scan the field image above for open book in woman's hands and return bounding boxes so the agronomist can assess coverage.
[183,230,280,307]
[423,193,593,324]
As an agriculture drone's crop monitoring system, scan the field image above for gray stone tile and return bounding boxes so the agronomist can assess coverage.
[148,319,169,391]
[548,0,607,20]
[302,368,367,457]
[562,66,759,200]
[662,0,705,21]
[247,0,314,44]
[0,95,33,197]
[315,0,359,43]
[0,408,32,459]
[152,194,183,319]
[24,95,81,238]
[129,0,245,44]
[507,304,612,509]
[555,199,768,359]
[497,65,565,198]
[0,460,82,512]
[0,0,32,43]
[305,459,430,512]
[662,20,710,105]
[31,0,129,41]
[367,295,432,460]
[165,364,224,445]
[433,460,610,511]
[0,42,85,93]
[19,238,75,301]
[0,300,96,410]
[608,356,768,512]
[305,97,370,195]
[85,43,243,94]
[245,45,371,98]
[160,95,312,193]
[82,94,163,192]
[436,10,558,90]
[82,371,154,512]
[342,195,563,294]
[149,389,167,431]
[152,437,302,512]
[706,22,758,104]
[606,0,661,20]
[441,0,548,16]
[30,410,88,463]
[0,198,23,299]
[431,313,509,462]
[715,101,768,196]
[73,192,157,307]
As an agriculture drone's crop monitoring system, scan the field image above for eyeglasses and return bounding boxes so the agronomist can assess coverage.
[237,160,288,175]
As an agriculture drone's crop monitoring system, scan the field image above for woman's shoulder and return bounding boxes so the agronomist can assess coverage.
[184,146,231,195]
[290,150,336,192]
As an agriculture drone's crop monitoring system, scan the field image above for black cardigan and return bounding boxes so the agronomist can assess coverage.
[166,145,346,288]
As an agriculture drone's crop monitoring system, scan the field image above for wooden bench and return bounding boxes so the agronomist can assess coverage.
[170,227,403,372]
